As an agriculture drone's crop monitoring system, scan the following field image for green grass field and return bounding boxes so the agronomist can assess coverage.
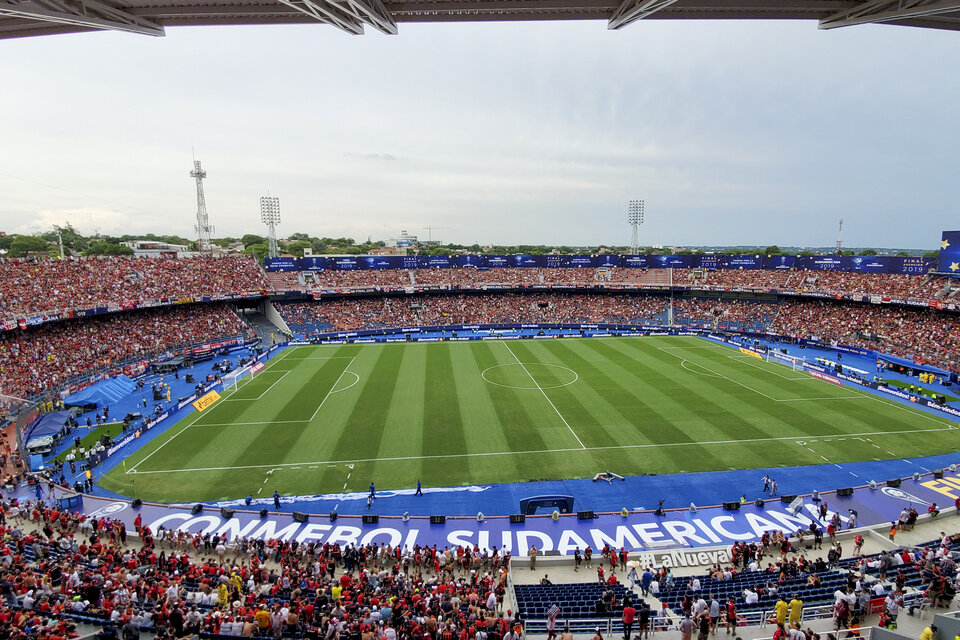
[99,336,960,503]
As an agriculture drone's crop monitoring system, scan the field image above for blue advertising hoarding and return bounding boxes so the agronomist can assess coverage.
[805,255,843,271]
[763,255,797,270]
[892,256,931,275]
[268,252,939,274]
[264,257,300,272]
[512,254,541,268]
[300,257,327,270]
[843,256,890,273]
[725,255,762,270]
[623,255,649,269]
[696,255,721,270]
[456,255,482,268]
[939,231,960,277]
[417,256,453,268]
[544,255,565,268]
[652,255,692,269]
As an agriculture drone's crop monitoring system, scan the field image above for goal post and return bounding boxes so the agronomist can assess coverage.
[766,349,805,371]
[222,368,252,393]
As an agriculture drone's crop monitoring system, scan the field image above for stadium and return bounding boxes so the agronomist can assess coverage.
[3,8,960,640]
[1,233,960,640]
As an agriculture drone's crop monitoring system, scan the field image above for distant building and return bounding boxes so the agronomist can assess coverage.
[369,246,407,256]
[121,240,195,258]
[389,230,418,249]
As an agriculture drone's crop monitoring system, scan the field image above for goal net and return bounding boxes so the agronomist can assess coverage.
[766,350,806,371]
[222,368,252,393]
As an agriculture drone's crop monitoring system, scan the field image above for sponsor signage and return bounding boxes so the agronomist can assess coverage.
[192,390,221,412]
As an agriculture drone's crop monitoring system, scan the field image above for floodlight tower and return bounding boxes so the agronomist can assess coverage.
[260,196,281,258]
[628,199,645,254]
[191,160,215,251]
[836,218,844,254]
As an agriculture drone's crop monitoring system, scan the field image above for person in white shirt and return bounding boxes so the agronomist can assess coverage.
[743,589,759,605]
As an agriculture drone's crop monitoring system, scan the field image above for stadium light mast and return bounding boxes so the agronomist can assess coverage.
[836,218,844,254]
[191,160,215,252]
[628,199,644,254]
[261,196,281,258]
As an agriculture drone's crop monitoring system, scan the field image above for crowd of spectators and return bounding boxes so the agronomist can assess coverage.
[277,294,674,334]
[672,298,778,327]
[266,266,952,302]
[769,300,960,372]
[0,305,252,399]
[277,292,960,372]
[0,497,512,640]
[275,294,785,336]
[0,256,268,319]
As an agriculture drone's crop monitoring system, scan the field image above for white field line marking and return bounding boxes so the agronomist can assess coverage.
[128,347,296,472]
[129,424,954,475]
[658,346,866,403]
[843,384,959,429]
[128,407,208,472]
[280,356,356,360]
[309,357,356,422]
[223,371,290,401]
[690,335,959,429]
[729,356,811,381]
[657,347,779,401]
[680,360,723,378]
[777,396,864,401]
[502,341,585,449]
[195,420,309,427]
[330,371,360,394]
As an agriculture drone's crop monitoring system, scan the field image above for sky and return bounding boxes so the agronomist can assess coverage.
[1,18,958,250]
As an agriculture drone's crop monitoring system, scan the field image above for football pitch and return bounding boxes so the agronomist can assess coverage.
[99,336,960,503]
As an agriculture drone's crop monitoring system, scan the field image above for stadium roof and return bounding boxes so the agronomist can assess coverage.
[1,0,959,39]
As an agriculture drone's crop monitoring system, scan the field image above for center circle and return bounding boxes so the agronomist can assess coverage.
[481,363,579,390]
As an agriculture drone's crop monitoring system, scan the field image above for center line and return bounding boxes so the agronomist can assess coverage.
[502,341,585,449]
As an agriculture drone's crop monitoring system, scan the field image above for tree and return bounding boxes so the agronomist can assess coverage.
[896,251,910,257]
[284,241,312,257]
[923,250,940,258]
[241,234,266,247]
[82,241,134,256]
[763,245,781,255]
[8,235,51,257]
[244,243,269,257]
[858,249,877,256]
[288,232,312,242]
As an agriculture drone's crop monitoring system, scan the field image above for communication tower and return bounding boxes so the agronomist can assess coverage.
[628,199,644,254]
[836,218,844,254]
[261,196,281,258]
[191,160,215,251]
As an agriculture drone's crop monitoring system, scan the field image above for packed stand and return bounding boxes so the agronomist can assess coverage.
[769,299,960,373]
[268,266,952,301]
[676,269,795,291]
[0,256,268,319]
[276,294,679,335]
[0,305,252,399]
[0,497,513,640]
[672,298,778,328]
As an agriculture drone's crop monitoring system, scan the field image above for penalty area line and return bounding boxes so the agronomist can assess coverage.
[128,424,954,475]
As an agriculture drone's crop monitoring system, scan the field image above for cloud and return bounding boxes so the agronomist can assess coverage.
[342,152,398,162]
